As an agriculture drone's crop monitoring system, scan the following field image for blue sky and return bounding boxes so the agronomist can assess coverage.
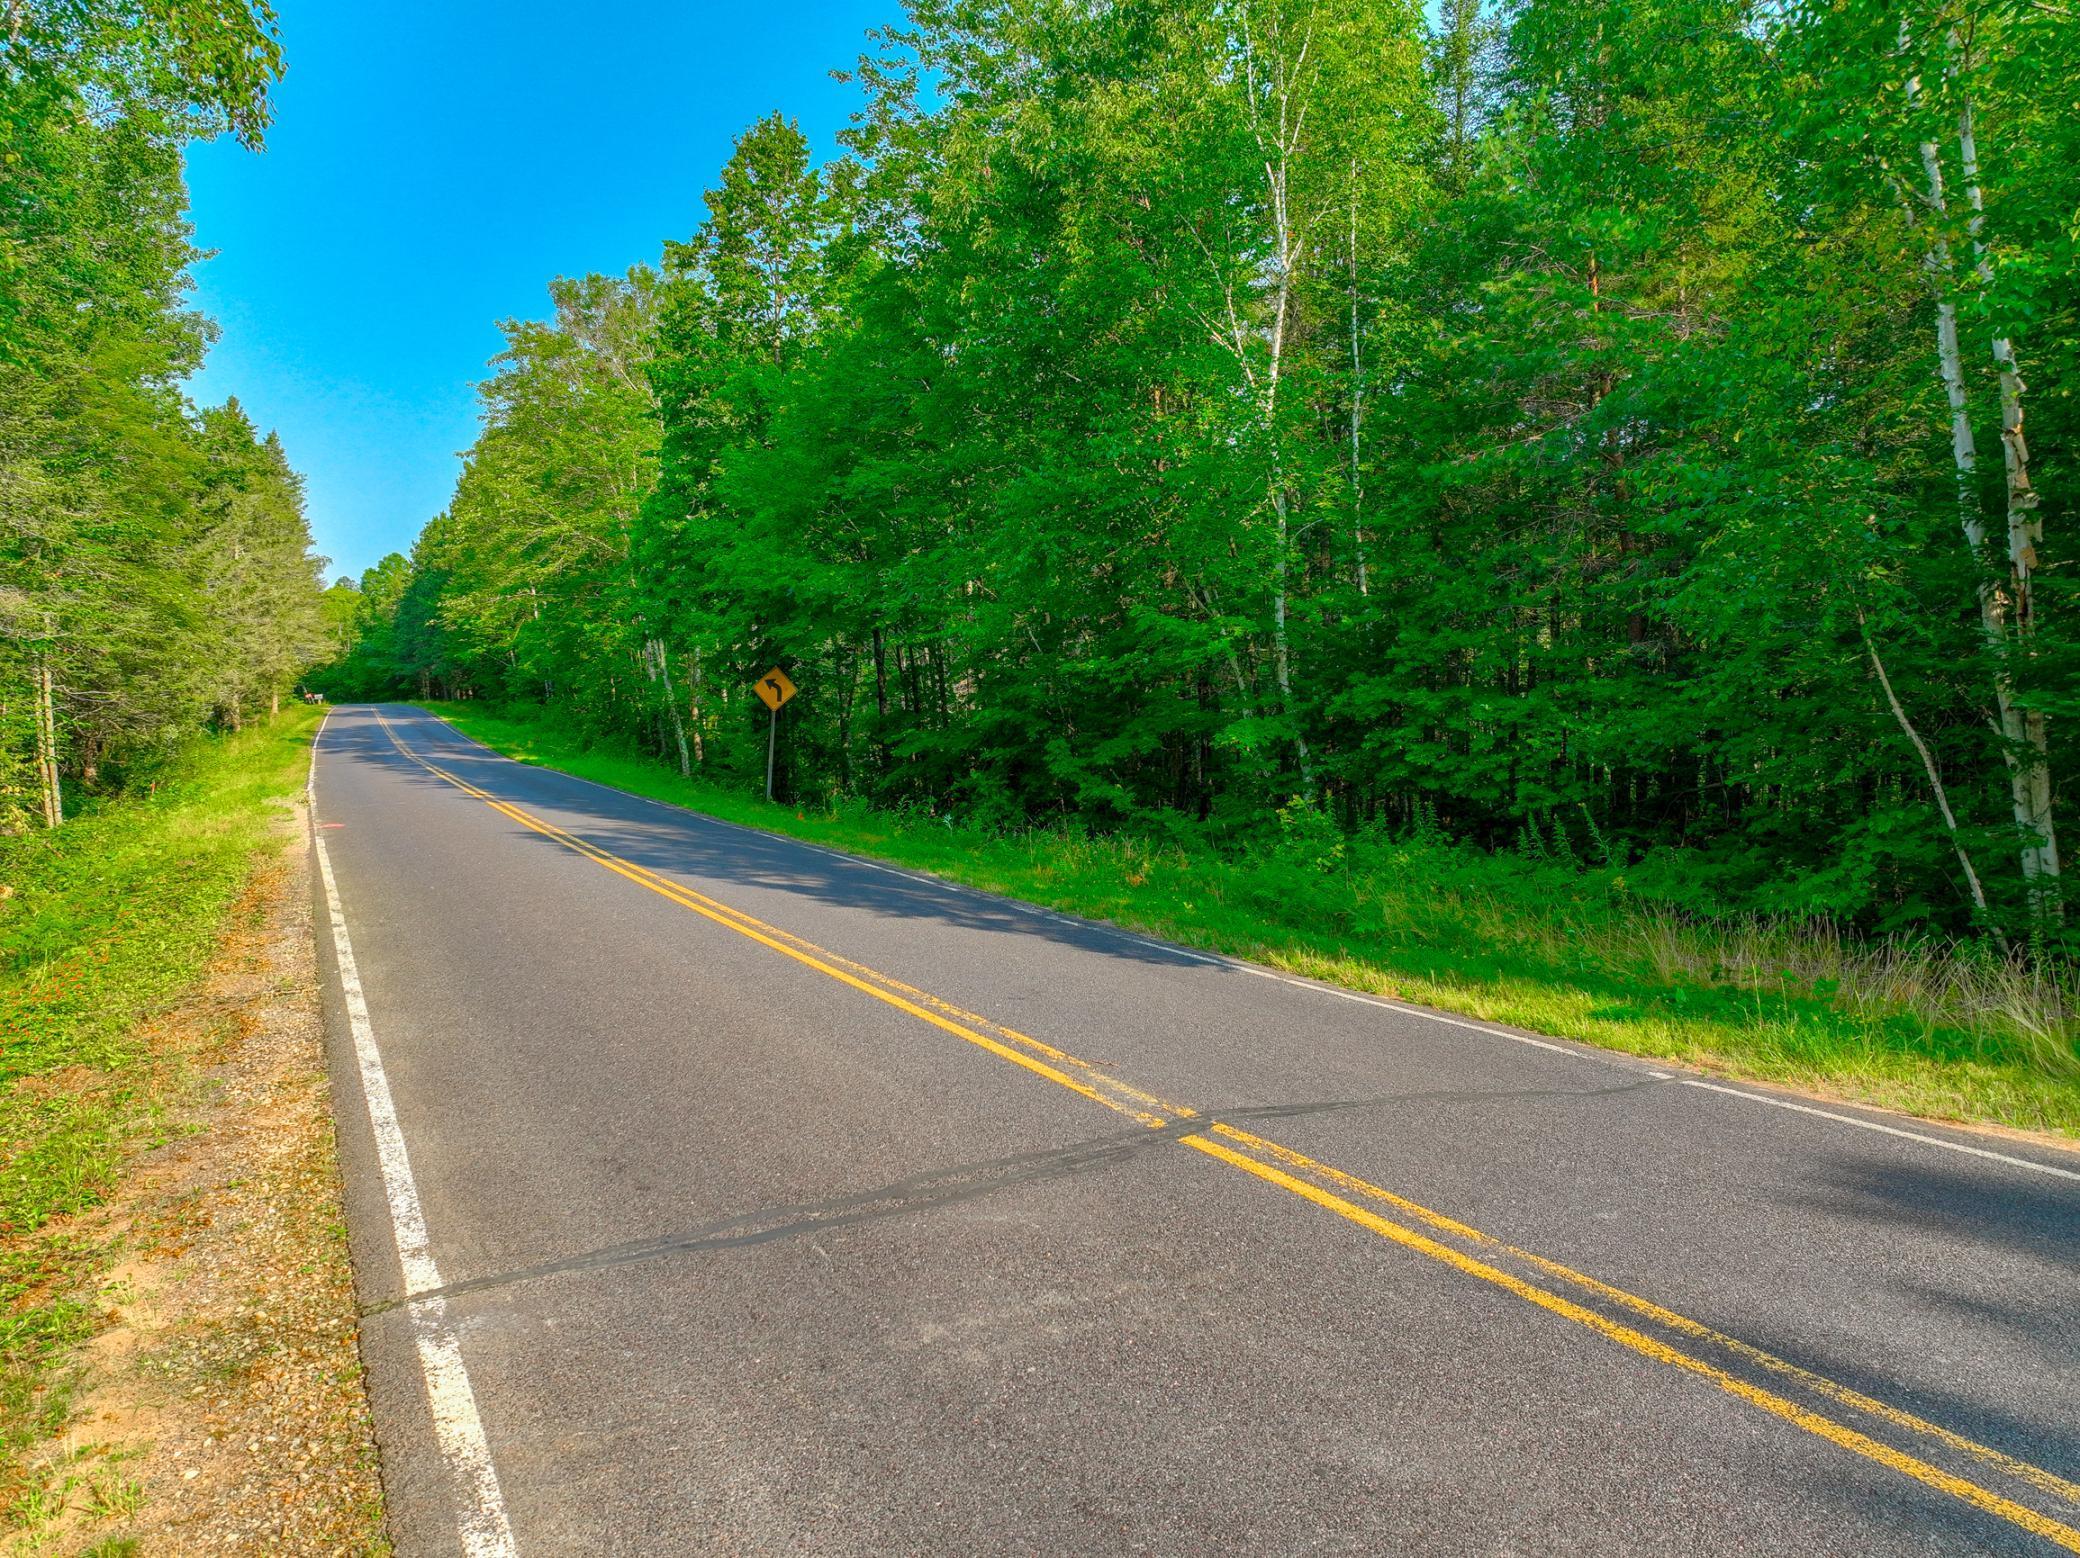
[183,0,893,582]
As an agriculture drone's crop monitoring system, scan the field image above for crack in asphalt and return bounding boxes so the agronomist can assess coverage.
[363,1078,1660,1316]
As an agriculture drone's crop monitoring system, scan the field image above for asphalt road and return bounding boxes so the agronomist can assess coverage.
[309,703,2080,1555]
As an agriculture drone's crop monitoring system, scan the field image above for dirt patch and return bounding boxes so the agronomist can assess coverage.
[3,800,386,1555]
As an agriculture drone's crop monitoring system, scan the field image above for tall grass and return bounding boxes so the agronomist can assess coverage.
[1626,911,2079,1079]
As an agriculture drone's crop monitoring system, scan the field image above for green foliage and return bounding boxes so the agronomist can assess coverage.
[327,0,2080,946]
[1273,797,1347,875]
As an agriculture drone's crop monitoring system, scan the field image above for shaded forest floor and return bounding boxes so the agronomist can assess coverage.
[425,701,2080,1145]
[0,709,385,1553]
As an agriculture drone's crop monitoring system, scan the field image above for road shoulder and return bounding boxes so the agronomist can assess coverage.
[2,797,387,1555]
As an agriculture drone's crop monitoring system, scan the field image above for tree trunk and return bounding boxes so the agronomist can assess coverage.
[1953,73,2059,912]
[836,646,855,792]
[33,651,61,828]
[1259,148,1311,794]
[1903,55,2059,915]
[650,636,692,777]
[1861,614,1989,917]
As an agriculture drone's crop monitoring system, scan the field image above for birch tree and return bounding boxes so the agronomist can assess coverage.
[1949,21,2059,907]
[1877,6,2063,913]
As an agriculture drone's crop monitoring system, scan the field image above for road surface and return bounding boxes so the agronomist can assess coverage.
[309,704,2080,1555]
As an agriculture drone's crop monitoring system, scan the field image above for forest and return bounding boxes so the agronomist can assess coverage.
[1,1,327,832]
[4,0,2074,952]
[319,0,2080,944]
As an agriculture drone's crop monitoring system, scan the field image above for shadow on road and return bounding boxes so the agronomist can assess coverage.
[342,703,1223,977]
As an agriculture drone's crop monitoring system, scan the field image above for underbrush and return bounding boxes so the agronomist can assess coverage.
[0,708,320,1499]
[421,701,2080,1139]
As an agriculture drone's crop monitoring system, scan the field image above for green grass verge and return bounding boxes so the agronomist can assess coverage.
[0,707,320,1489]
[420,701,2080,1143]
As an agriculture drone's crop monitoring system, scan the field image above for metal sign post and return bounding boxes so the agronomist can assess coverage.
[752,667,798,802]
[766,705,778,801]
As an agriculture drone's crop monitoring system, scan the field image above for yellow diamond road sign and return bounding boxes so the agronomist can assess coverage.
[754,667,797,711]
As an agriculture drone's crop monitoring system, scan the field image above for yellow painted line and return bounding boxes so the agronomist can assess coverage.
[468,796,1160,1124]
[1214,1123,2080,1510]
[1183,1134,2080,1552]
[366,707,2080,1549]
[374,719,1161,1128]
[518,821,1184,1114]
[393,728,1183,1123]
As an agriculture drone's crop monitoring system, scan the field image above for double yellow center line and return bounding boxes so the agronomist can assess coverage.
[368,708,2080,1550]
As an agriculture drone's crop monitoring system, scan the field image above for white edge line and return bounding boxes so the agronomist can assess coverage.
[386,706,2080,1189]
[1232,964,1588,1058]
[1680,1079,2080,1184]
[310,714,520,1557]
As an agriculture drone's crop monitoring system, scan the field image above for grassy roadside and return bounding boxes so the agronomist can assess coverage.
[423,700,2080,1143]
[0,708,321,1504]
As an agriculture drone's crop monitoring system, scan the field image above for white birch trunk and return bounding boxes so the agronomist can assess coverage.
[1952,75,2059,906]
[1265,158,1312,793]
[650,635,692,777]
[1269,484,1311,788]
[1903,41,2059,913]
